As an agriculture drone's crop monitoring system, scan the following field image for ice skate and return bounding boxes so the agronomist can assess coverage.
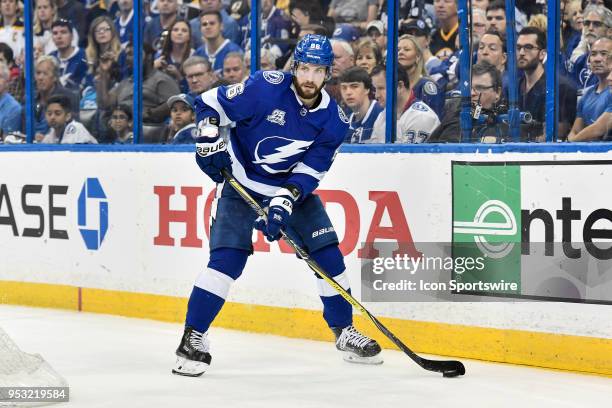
[332,325,383,365]
[172,326,212,377]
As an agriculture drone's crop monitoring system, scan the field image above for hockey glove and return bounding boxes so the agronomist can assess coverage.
[254,186,300,241]
[195,118,231,184]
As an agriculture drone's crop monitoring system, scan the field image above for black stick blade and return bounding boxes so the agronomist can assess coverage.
[423,359,466,377]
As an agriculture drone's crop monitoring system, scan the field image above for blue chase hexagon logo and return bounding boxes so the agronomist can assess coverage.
[77,178,108,250]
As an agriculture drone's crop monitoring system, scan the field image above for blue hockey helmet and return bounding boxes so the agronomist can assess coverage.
[293,34,334,68]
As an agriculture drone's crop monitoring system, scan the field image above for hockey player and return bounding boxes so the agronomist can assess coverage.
[173,34,383,377]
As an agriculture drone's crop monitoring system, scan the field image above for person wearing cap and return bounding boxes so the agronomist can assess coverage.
[173,34,382,377]
[167,93,198,144]
[49,19,88,91]
[366,20,386,54]
[332,23,361,43]
[400,18,441,75]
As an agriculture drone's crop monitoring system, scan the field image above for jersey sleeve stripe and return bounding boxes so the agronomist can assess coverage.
[292,162,327,180]
[201,88,232,126]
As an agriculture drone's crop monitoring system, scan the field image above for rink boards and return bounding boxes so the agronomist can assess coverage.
[0,145,611,375]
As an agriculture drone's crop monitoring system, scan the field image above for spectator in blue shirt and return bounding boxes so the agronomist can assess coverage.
[194,10,243,75]
[114,0,134,49]
[50,19,88,91]
[144,0,179,51]
[190,0,241,49]
[0,61,20,136]
[569,37,612,141]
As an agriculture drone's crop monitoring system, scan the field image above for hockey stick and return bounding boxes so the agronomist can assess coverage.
[221,168,466,377]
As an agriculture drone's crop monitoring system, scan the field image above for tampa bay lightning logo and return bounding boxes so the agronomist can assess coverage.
[263,71,284,85]
[579,67,592,87]
[253,136,313,174]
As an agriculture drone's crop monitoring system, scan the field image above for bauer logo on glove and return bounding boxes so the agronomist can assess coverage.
[196,139,226,157]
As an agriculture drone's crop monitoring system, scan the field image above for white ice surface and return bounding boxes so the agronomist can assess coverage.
[0,305,610,408]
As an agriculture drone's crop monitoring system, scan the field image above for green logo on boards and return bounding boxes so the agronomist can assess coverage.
[452,164,522,295]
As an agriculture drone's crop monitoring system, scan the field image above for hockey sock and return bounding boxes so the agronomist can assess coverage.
[185,248,249,332]
[311,245,353,328]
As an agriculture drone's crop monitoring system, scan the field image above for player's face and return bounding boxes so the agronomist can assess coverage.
[471,73,499,109]
[486,9,506,33]
[398,38,418,70]
[340,81,369,110]
[356,48,377,74]
[170,21,190,45]
[294,62,327,99]
[371,72,386,106]
[477,34,506,70]
[94,22,113,45]
[51,26,72,50]
[36,0,53,23]
[45,103,70,129]
[589,38,612,76]
[171,102,195,129]
[223,56,245,84]
[201,15,222,40]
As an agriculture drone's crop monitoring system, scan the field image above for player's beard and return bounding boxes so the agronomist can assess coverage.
[293,77,325,100]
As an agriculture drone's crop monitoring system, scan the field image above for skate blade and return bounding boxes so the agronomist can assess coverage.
[341,351,384,365]
[172,356,209,377]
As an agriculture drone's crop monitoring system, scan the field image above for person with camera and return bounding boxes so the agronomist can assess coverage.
[428,61,508,143]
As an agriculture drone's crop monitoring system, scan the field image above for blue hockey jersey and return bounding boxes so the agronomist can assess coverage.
[50,47,88,91]
[195,70,349,199]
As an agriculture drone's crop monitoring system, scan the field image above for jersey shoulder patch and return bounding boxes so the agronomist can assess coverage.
[263,70,285,85]
[226,83,245,99]
[411,101,430,112]
[423,80,438,96]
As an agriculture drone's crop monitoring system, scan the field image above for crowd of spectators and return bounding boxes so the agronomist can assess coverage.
[0,0,610,144]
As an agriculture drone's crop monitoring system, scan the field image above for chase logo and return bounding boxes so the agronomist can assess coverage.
[78,178,108,250]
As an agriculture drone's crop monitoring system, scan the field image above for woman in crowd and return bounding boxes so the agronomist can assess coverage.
[154,19,194,92]
[354,38,382,75]
[86,15,125,80]
[397,34,444,119]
